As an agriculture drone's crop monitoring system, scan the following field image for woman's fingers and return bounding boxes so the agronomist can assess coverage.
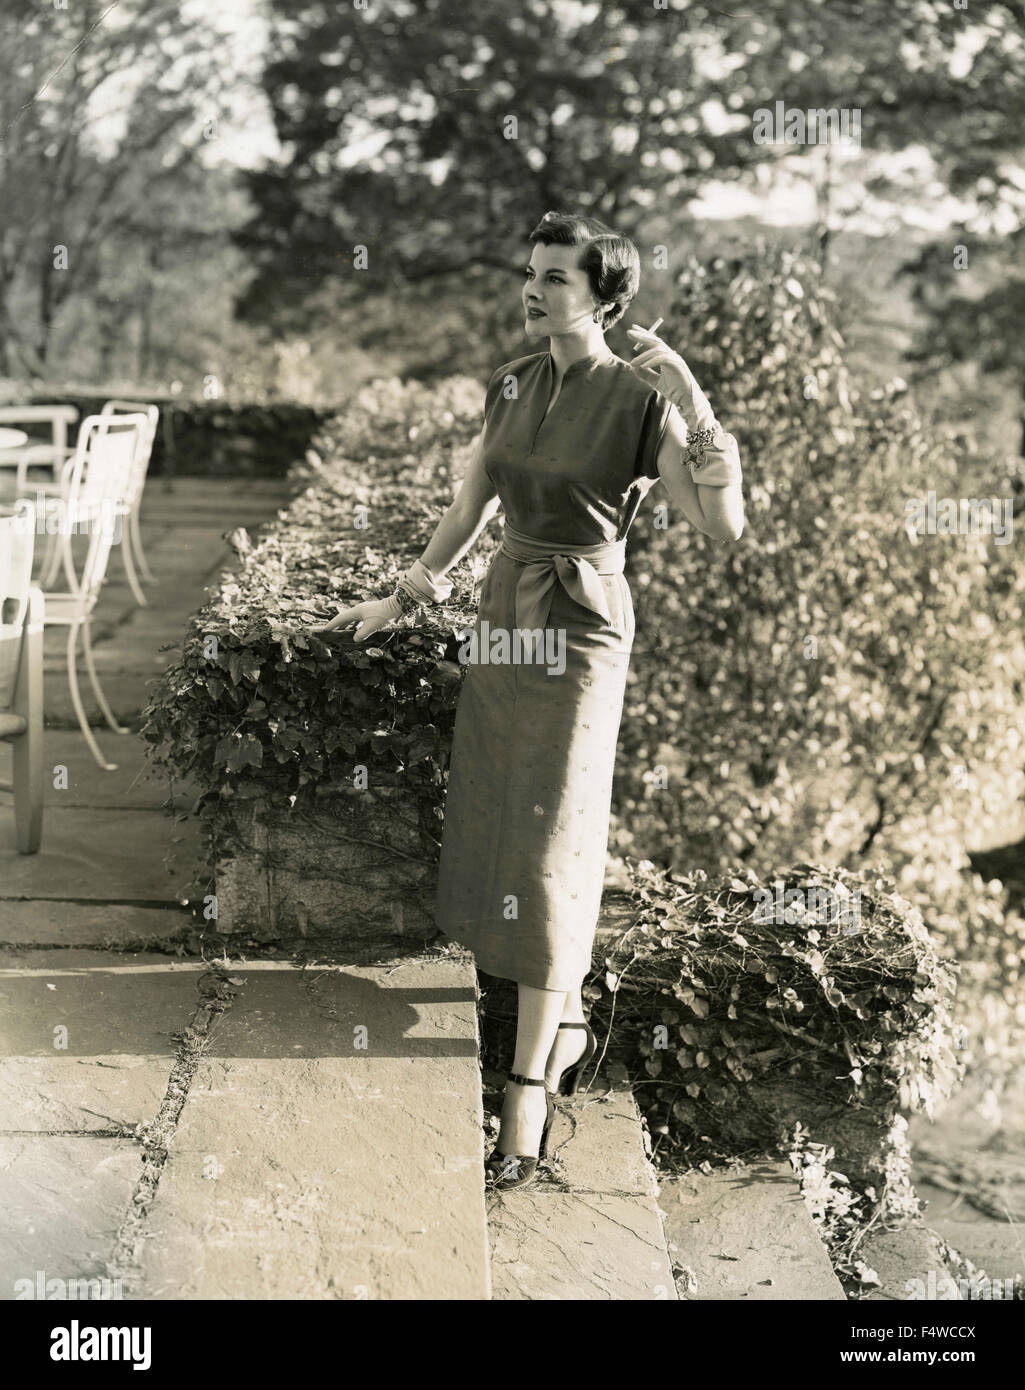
[630,345,679,373]
[310,602,364,633]
[626,324,665,349]
[310,595,403,641]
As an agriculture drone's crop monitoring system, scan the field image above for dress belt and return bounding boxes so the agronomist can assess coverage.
[498,521,625,633]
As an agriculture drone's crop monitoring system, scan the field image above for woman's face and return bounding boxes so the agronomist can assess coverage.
[522,242,602,340]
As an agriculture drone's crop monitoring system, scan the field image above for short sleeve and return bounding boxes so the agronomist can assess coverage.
[634,391,677,482]
[483,362,515,435]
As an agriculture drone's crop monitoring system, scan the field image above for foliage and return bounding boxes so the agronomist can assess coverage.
[708,0,1025,209]
[0,0,240,378]
[888,854,1025,1086]
[785,1118,919,1295]
[238,0,1025,325]
[138,374,493,889]
[237,0,731,323]
[583,859,961,1183]
[617,244,1025,903]
[903,225,1025,455]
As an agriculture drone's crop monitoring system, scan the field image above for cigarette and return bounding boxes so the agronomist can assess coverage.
[647,317,663,334]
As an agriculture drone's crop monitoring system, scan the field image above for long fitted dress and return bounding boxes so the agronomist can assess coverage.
[433,348,676,992]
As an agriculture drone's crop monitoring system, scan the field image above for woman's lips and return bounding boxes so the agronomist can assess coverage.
[526,308,546,318]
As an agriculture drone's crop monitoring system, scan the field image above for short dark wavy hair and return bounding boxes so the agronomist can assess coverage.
[528,211,641,330]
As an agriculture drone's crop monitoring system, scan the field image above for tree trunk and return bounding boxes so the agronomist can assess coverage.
[35,245,56,370]
[137,244,158,381]
[817,142,833,270]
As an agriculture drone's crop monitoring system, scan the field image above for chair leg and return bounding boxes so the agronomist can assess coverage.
[130,503,155,584]
[81,617,129,736]
[11,728,43,852]
[120,518,148,607]
[59,516,81,593]
[66,622,117,771]
[39,525,61,589]
[12,589,45,852]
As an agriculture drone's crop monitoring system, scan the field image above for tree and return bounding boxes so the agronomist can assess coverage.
[238,0,1025,335]
[902,227,1025,459]
[235,0,780,324]
[0,0,237,376]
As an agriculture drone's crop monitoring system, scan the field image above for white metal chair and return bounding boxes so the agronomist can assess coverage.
[41,414,147,770]
[0,405,79,491]
[99,399,160,604]
[26,401,159,603]
[0,499,44,851]
[0,405,80,589]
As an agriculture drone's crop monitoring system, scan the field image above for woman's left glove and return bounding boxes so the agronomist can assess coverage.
[626,322,742,487]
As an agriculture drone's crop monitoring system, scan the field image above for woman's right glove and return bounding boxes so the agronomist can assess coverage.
[309,558,452,642]
[310,592,410,642]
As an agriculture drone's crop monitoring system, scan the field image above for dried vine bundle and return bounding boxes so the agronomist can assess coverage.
[584,858,961,1186]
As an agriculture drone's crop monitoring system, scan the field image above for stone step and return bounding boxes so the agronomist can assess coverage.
[904,1068,1025,1295]
[0,949,491,1302]
[0,805,201,903]
[657,1160,846,1299]
[136,954,490,1300]
[41,676,157,729]
[859,1214,967,1301]
[0,730,199,811]
[487,1083,678,1300]
[0,900,192,949]
[909,1182,1025,1290]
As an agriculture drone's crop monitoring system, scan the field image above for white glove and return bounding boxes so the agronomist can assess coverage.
[310,592,409,642]
[309,558,452,641]
[684,426,743,488]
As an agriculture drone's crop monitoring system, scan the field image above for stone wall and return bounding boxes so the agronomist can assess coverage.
[214,787,437,944]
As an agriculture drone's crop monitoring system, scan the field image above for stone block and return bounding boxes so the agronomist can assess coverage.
[0,1137,139,1299]
[860,1218,965,1300]
[658,1161,845,1300]
[137,957,490,1300]
[214,791,437,944]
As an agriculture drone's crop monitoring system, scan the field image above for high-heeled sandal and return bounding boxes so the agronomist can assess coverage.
[485,1074,555,1191]
[550,1021,597,1096]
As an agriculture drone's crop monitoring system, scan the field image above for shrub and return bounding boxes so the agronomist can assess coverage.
[616,247,1025,954]
[584,858,961,1198]
[139,375,495,891]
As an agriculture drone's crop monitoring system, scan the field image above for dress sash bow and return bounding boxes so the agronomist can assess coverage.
[499,522,626,634]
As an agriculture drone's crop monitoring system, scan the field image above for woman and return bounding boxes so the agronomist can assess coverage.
[314,212,744,1191]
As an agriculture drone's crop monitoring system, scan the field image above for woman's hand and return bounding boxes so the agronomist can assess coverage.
[309,593,406,642]
[625,322,718,433]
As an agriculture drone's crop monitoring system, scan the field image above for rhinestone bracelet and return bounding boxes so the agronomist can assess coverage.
[391,583,426,616]
[684,427,724,472]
